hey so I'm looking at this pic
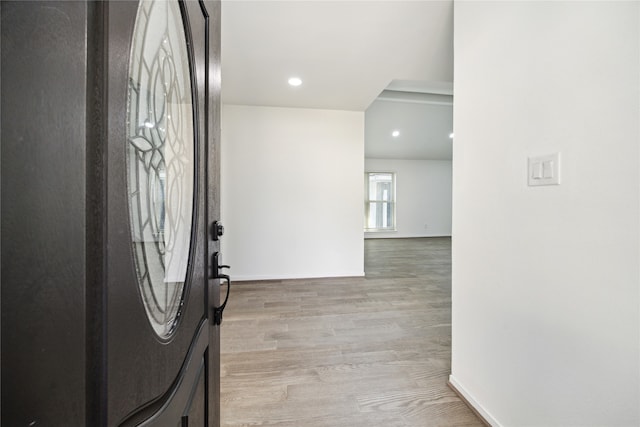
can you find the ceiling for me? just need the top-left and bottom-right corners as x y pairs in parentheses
(365, 92), (453, 160)
(221, 0), (454, 112)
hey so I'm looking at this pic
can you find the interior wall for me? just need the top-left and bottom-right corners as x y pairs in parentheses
(221, 104), (364, 281)
(451, 2), (640, 426)
(364, 158), (451, 239)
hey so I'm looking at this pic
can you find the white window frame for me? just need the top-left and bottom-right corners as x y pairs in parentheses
(364, 172), (396, 232)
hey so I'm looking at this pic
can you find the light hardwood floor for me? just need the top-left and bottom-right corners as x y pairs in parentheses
(220, 237), (483, 427)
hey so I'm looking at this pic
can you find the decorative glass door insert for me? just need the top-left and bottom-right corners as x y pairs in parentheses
(126, 0), (195, 339)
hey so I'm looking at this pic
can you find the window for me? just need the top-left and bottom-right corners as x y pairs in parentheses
(365, 172), (396, 231)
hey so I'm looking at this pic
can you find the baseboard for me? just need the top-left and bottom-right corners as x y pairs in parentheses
(364, 234), (451, 239)
(232, 272), (366, 282)
(448, 376), (501, 427)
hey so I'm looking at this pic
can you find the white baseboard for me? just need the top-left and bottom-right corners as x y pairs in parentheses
(448, 375), (502, 427)
(364, 233), (452, 239)
(232, 272), (366, 282)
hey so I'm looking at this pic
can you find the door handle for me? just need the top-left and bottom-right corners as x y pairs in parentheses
(213, 272), (230, 326)
(211, 252), (230, 326)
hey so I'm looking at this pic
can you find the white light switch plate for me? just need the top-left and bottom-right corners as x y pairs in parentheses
(528, 153), (561, 186)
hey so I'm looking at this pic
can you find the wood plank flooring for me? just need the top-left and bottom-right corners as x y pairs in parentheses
(220, 237), (483, 427)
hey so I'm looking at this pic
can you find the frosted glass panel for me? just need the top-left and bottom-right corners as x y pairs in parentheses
(126, 0), (194, 339)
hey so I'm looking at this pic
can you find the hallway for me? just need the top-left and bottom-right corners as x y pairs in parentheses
(220, 238), (483, 426)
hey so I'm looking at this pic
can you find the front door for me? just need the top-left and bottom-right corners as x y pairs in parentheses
(103, 0), (223, 425)
(1, 1), (223, 425)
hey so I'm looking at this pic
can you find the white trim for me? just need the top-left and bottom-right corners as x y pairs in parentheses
(385, 80), (454, 96)
(232, 272), (366, 282)
(364, 234), (452, 239)
(377, 93), (453, 106)
(448, 375), (503, 427)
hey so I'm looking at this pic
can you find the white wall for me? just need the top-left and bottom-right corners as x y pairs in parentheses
(365, 158), (451, 239)
(221, 105), (364, 281)
(452, 2), (640, 426)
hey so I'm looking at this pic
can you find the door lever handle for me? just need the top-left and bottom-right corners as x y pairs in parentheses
(211, 252), (230, 326)
(213, 273), (230, 326)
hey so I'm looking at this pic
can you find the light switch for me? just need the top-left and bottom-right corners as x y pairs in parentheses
(528, 153), (561, 186)
(542, 160), (554, 179)
(532, 162), (543, 179)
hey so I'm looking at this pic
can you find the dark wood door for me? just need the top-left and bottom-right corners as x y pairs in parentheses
(1, 1), (222, 425)
(103, 0), (222, 425)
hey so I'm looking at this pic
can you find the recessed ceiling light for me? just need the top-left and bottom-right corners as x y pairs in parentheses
(288, 77), (302, 87)
(449, 132), (454, 139)
(392, 130), (400, 137)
